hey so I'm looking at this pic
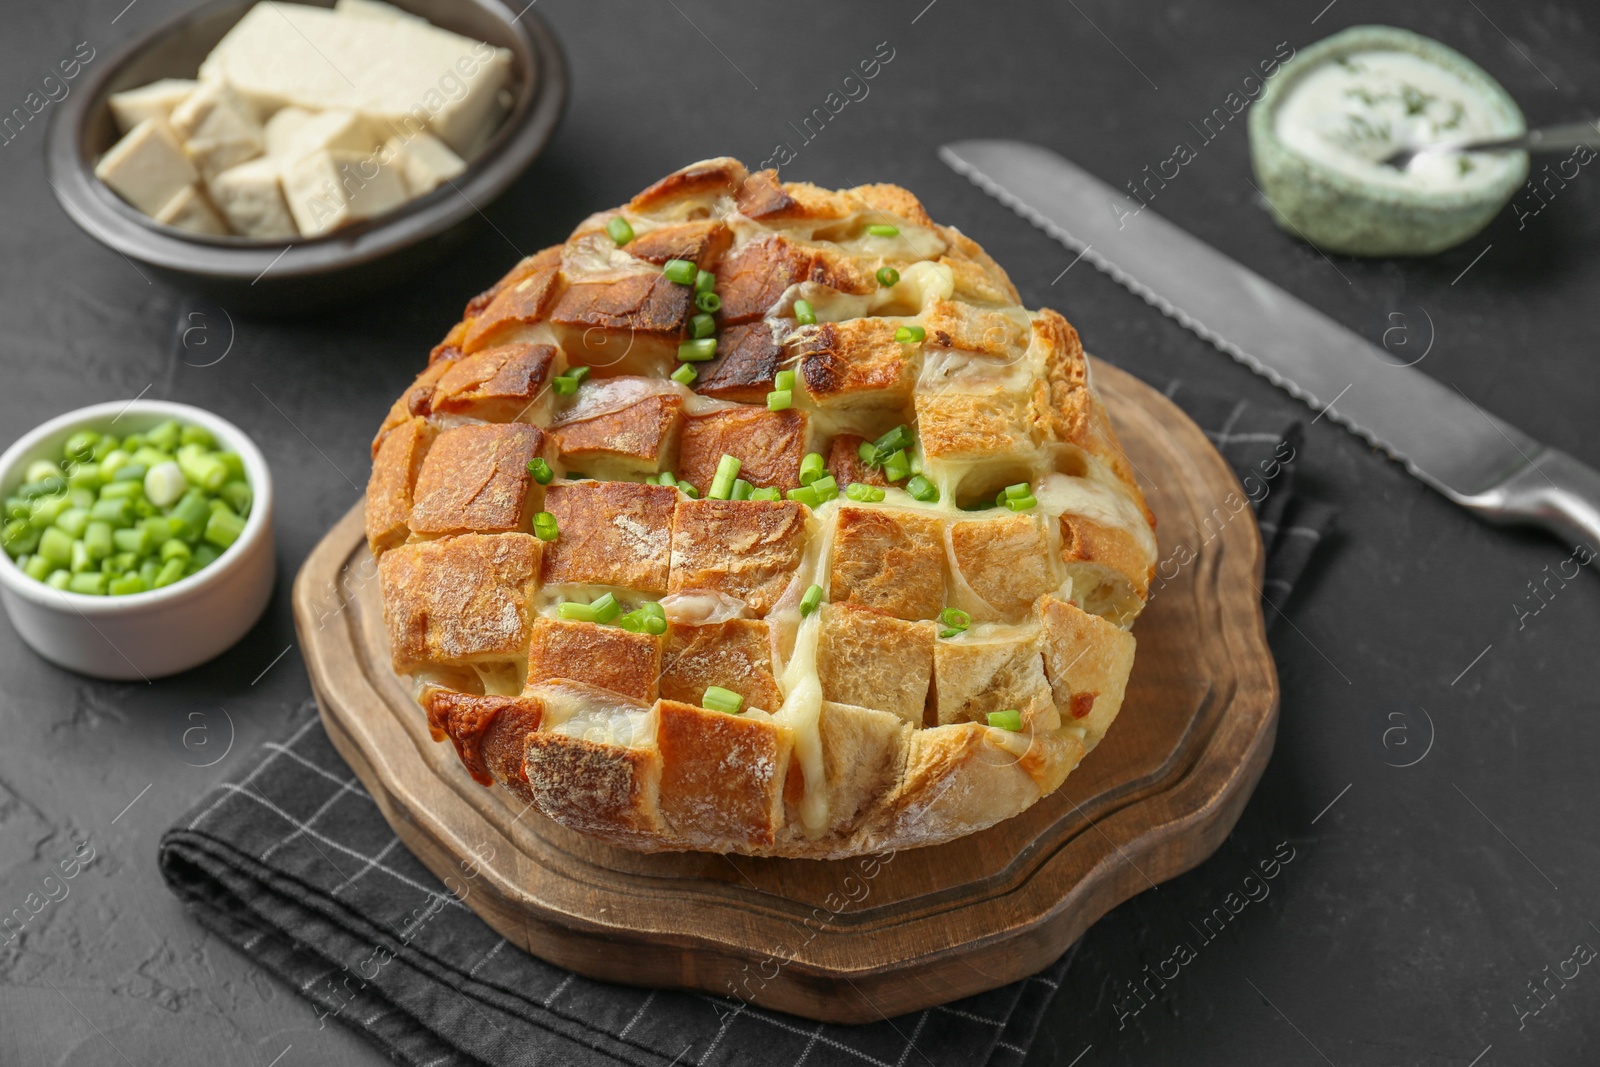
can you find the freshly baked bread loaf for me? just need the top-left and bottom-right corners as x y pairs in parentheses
(367, 158), (1156, 858)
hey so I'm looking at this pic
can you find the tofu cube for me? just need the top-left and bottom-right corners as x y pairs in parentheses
(262, 106), (314, 158)
(152, 184), (229, 236)
(385, 131), (466, 196)
(281, 148), (408, 237)
(270, 108), (377, 163)
(539, 481), (678, 594)
(168, 83), (264, 179)
(94, 118), (198, 216)
(335, 0), (426, 22)
(208, 157), (297, 239)
(108, 79), (197, 135)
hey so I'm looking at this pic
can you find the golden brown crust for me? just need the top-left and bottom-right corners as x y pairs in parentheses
(676, 407), (808, 494)
(539, 481), (677, 594)
(526, 616), (662, 702)
(668, 498), (808, 616)
(659, 619), (781, 712)
(370, 158), (1157, 858)
(366, 416), (434, 555)
(379, 533), (542, 671)
(828, 507), (945, 621)
(408, 423), (548, 537)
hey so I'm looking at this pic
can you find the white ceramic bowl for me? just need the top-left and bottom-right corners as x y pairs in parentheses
(0, 400), (274, 679)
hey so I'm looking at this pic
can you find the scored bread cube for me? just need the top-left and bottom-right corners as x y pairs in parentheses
(365, 416), (435, 555)
(828, 506), (945, 621)
(1035, 594), (1136, 744)
(525, 616), (662, 703)
(691, 322), (787, 404)
(676, 407), (808, 494)
(94, 118), (199, 216)
(713, 233), (874, 325)
(152, 184), (229, 236)
(668, 498), (808, 617)
(408, 422), (548, 537)
(431, 342), (557, 423)
(378, 533), (542, 671)
(539, 481), (677, 594)
(920, 299), (1031, 358)
(208, 157), (297, 238)
(523, 731), (665, 844)
(1059, 513), (1152, 622)
(281, 148), (407, 237)
(914, 387), (1035, 462)
(462, 247), (564, 351)
(109, 79), (198, 135)
(550, 385), (683, 480)
(815, 605), (934, 724)
(422, 690), (543, 786)
(949, 513), (1060, 617)
(549, 271), (692, 377)
(385, 130), (466, 196)
(794, 319), (918, 414)
(932, 626), (1056, 728)
(168, 83), (264, 179)
(659, 619), (782, 712)
(372, 357), (455, 454)
(655, 699), (793, 848)
(628, 157), (748, 217)
(622, 220), (731, 267)
(881, 723), (1048, 845)
(816, 701), (910, 837)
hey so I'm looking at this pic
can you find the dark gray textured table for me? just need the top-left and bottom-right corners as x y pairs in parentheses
(3, 2), (1598, 1065)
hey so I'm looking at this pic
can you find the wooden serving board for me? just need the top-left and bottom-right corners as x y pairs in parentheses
(292, 360), (1277, 1024)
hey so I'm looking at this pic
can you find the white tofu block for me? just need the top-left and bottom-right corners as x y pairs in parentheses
(209, 157), (299, 239)
(335, 0), (425, 23)
(94, 118), (200, 216)
(169, 83), (264, 179)
(198, 3), (514, 155)
(108, 79), (198, 135)
(267, 108), (377, 163)
(281, 149), (408, 237)
(153, 184), (229, 236)
(263, 106), (315, 157)
(385, 131), (465, 195)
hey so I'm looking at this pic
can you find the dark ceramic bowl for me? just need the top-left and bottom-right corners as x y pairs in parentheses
(44, 0), (566, 314)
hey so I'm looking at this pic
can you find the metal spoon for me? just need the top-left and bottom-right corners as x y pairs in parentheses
(1381, 119), (1600, 170)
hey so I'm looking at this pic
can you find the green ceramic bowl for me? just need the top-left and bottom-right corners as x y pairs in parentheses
(1249, 25), (1527, 256)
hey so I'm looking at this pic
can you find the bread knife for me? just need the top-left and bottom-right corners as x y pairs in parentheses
(940, 139), (1600, 554)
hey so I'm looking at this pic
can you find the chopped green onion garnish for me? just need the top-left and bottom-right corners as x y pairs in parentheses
(679, 485), (700, 499)
(109, 574), (147, 596)
(731, 478), (754, 501)
(703, 685), (744, 715)
(68, 572), (107, 596)
(800, 583), (824, 617)
(695, 291), (722, 313)
(655, 472), (677, 486)
(663, 259), (698, 285)
(607, 216), (634, 245)
(876, 266), (899, 287)
(894, 325), (926, 344)
(533, 511), (559, 541)
(786, 485), (821, 507)
(689, 313), (716, 339)
(552, 376), (579, 395)
(798, 453), (826, 486)
(881, 449), (911, 483)
(695, 269), (716, 293)
(749, 487), (781, 501)
(567, 365), (591, 385)
(616, 611), (645, 633)
(857, 440), (879, 467)
(873, 424), (912, 455)
(527, 458), (554, 484)
(905, 474), (939, 503)
(845, 483), (886, 502)
(671, 363), (698, 386)
(709, 454), (742, 500)
(867, 224), (900, 237)
(204, 507), (245, 549)
(1002, 482), (1031, 500)
(987, 709), (1023, 731)
(677, 338), (718, 361)
(1003, 494), (1038, 512)
(557, 601), (596, 622)
(644, 614), (668, 635)
(793, 299), (816, 326)
(590, 593), (621, 624)
(766, 389), (792, 412)
(810, 475), (839, 502)
(774, 369), (796, 392)
(938, 607), (970, 639)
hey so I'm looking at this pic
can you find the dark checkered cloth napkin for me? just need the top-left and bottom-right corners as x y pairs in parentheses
(159, 381), (1332, 1067)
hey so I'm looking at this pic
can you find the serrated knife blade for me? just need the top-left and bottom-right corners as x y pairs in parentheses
(940, 139), (1600, 553)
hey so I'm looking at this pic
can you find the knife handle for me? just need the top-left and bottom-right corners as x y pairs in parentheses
(1456, 448), (1600, 557)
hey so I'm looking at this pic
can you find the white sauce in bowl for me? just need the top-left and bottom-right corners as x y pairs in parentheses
(1275, 49), (1520, 192)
